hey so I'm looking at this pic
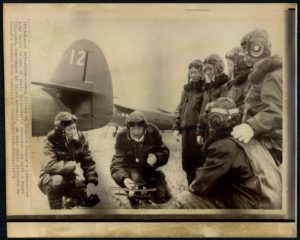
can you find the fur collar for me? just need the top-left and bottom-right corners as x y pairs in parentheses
(204, 73), (230, 90)
(226, 69), (250, 89)
(232, 69), (251, 86)
(202, 128), (232, 154)
(184, 81), (204, 92)
(248, 55), (282, 84)
(216, 73), (230, 87)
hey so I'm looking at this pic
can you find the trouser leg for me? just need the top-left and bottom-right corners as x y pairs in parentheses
(147, 170), (172, 204)
(176, 190), (259, 209)
(181, 129), (205, 184)
(65, 179), (87, 205)
(38, 174), (67, 209)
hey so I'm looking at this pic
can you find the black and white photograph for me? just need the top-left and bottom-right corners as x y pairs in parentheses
(4, 3), (296, 238)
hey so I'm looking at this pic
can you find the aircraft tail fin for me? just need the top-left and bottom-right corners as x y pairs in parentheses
(47, 39), (113, 130)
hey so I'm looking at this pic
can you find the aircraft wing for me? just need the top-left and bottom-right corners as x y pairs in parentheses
(112, 103), (175, 130)
(156, 108), (173, 114)
(32, 81), (94, 94)
(114, 103), (135, 114)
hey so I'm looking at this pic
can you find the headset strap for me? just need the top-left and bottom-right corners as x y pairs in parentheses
(210, 107), (240, 115)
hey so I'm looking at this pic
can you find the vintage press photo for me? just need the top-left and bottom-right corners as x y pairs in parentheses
(4, 3), (296, 237)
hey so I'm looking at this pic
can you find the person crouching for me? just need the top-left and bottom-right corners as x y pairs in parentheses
(110, 111), (172, 207)
(38, 112), (100, 209)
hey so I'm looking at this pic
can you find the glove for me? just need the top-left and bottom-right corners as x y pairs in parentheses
(231, 123), (254, 143)
(87, 182), (97, 197)
(173, 130), (180, 142)
(82, 194), (101, 207)
(147, 153), (157, 166)
(197, 135), (204, 145)
(123, 178), (136, 190)
(205, 101), (215, 112)
(74, 162), (85, 181)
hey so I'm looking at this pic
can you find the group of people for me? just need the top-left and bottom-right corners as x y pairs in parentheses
(174, 29), (282, 209)
(38, 29), (282, 210)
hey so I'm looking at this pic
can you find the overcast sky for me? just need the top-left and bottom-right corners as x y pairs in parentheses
(17, 4), (287, 111)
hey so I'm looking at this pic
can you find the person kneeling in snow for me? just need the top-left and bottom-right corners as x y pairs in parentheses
(176, 97), (281, 209)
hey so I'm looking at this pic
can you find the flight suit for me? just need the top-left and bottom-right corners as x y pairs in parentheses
(242, 55), (282, 164)
(38, 129), (98, 209)
(176, 131), (281, 209)
(110, 123), (172, 204)
(173, 81), (205, 184)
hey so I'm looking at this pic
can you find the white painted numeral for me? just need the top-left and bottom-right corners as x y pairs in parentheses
(69, 49), (86, 66)
(69, 49), (75, 65)
(76, 50), (86, 66)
